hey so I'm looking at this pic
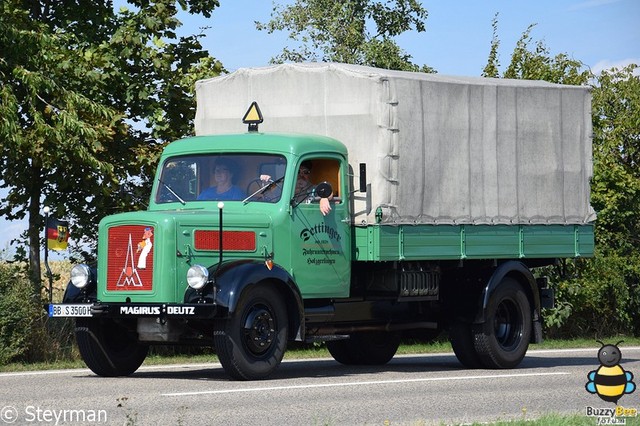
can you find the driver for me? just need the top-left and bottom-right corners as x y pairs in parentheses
(261, 160), (333, 216)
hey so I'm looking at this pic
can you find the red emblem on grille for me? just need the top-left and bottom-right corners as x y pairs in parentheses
(107, 225), (154, 291)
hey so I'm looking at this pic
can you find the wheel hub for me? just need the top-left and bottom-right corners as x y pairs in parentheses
(243, 307), (276, 355)
(493, 298), (523, 350)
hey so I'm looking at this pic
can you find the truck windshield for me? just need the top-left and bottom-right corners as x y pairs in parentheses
(155, 154), (287, 204)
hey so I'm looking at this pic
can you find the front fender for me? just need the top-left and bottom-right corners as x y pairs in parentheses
(188, 259), (305, 341)
(61, 265), (97, 303)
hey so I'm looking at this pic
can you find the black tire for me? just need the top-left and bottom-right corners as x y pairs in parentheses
(75, 318), (148, 377)
(214, 285), (288, 380)
(449, 322), (483, 369)
(327, 331), (400, 365)
(473, 278), (532, 368)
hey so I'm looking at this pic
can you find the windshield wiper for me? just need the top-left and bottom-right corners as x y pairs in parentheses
(158, 179), (186, 205)
(243, 176), (284, 204)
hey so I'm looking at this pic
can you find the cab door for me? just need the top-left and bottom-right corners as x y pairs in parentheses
(289, 157), (351, 298)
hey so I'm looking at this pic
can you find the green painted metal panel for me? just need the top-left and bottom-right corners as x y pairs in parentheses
(577, 225), (596, 257)
(402, 226), (464, 260)
(464, 226), (521, 258)
(522, 225), (576, 258)
(353, 224), (594, 262)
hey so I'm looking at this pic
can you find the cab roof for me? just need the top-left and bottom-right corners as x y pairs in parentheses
(161, 133), (348, 158)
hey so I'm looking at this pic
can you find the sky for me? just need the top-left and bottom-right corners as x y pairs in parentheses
(1, 0), (639, 258)
(203, 0), (640, 75)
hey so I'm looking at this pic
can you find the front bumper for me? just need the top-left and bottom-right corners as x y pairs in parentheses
(48, 302), (217, 319)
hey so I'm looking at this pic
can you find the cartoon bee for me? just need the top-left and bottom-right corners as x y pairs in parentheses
(586, 340), (636, 403)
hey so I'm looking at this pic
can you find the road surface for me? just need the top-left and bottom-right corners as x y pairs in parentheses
(1, 347), (639, 425)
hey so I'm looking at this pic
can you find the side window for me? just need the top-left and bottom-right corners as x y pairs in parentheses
(294, 158), (341, 203)
(312, 159), (340, 198)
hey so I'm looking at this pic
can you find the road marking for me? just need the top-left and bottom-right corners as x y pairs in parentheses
(162, 371), (570, 397)
(528, 346), (640, 354)
(0, 363), (219, 378)
(0, 369), (88, 378)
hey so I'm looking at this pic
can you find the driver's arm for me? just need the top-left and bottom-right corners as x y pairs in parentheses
(319, 193), (333, 216)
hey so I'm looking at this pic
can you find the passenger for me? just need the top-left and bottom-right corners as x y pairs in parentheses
(198, 158), (246, 201)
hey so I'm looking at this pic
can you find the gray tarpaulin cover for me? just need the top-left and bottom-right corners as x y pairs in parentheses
(195, 63), (595, 225)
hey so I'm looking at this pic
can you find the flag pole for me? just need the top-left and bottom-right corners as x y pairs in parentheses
(43, 206), (53, 305)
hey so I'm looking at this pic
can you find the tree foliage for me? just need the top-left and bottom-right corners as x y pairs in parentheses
(483, 20), (589, 85)
(591, 65), (640, 256)
(0, 261), (42, 364)
(0, 0), (223, 289)
(256, 0), (434, 72)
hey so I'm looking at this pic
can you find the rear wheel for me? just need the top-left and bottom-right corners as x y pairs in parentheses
(327, 331), (400, 365)
(75, 318), (148, 377)
(473, 278), (531, 368)
(214, 285), (288, 380)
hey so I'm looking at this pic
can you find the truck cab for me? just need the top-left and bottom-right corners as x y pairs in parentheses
(147, 132), (352, 301)
(56, 130), (361, 380)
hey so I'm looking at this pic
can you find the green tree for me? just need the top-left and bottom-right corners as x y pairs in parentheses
(591, 65), (640, 256)
(483, 21), (589, 85)
(586, 65), (640, 335)
(482, 13), (501, 78)
(0, 0), (223, 292)
(256, 0), (434, 72)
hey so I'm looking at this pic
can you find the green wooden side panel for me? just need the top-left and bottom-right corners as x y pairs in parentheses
(465, 226), (521, 258)
(402, 226), (463, 260)
(353, 224), (594, 262)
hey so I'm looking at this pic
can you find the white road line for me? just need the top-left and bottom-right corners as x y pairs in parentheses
(528, 346), (640, 354)
(0, 368), (88, 378)
(0, 363), (219, 378)
(162, 371), (570, 397)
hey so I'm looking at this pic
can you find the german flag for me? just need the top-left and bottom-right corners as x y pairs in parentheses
(47, 217), (69, 251)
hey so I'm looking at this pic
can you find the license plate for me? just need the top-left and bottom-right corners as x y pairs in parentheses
(49, 304), (93, 317)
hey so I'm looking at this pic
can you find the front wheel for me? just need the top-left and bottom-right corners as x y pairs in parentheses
(473, 278), (532, 368)
(449, 322), (483, 369)
(327, 331), (400, 365)
(75, 318), (148, 377)
(214, 285), (288, 380)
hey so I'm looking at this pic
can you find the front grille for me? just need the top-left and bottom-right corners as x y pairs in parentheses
(106, 225), (154, 291)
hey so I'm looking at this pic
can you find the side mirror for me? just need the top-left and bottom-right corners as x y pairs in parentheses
(315, 182), (333, 198)
(359, 163), (367, 192)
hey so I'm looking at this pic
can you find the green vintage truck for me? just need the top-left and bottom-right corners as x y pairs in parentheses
(51, 63), (595, 380)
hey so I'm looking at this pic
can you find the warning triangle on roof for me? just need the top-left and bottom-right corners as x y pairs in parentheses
(242, 101), (263, 132)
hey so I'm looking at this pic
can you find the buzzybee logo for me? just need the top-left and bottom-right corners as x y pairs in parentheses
(584, 341), (638, 425)
(586, 341), (635, 404)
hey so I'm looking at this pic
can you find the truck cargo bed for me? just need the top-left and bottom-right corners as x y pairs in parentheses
(354, 223), (594, 261)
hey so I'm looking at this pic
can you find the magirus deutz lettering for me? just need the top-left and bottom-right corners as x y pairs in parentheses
(120, 306), (160, 315)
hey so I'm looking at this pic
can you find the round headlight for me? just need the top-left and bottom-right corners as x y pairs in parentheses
(187, 265), (209, 290)
(70, 264), (91, 289)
